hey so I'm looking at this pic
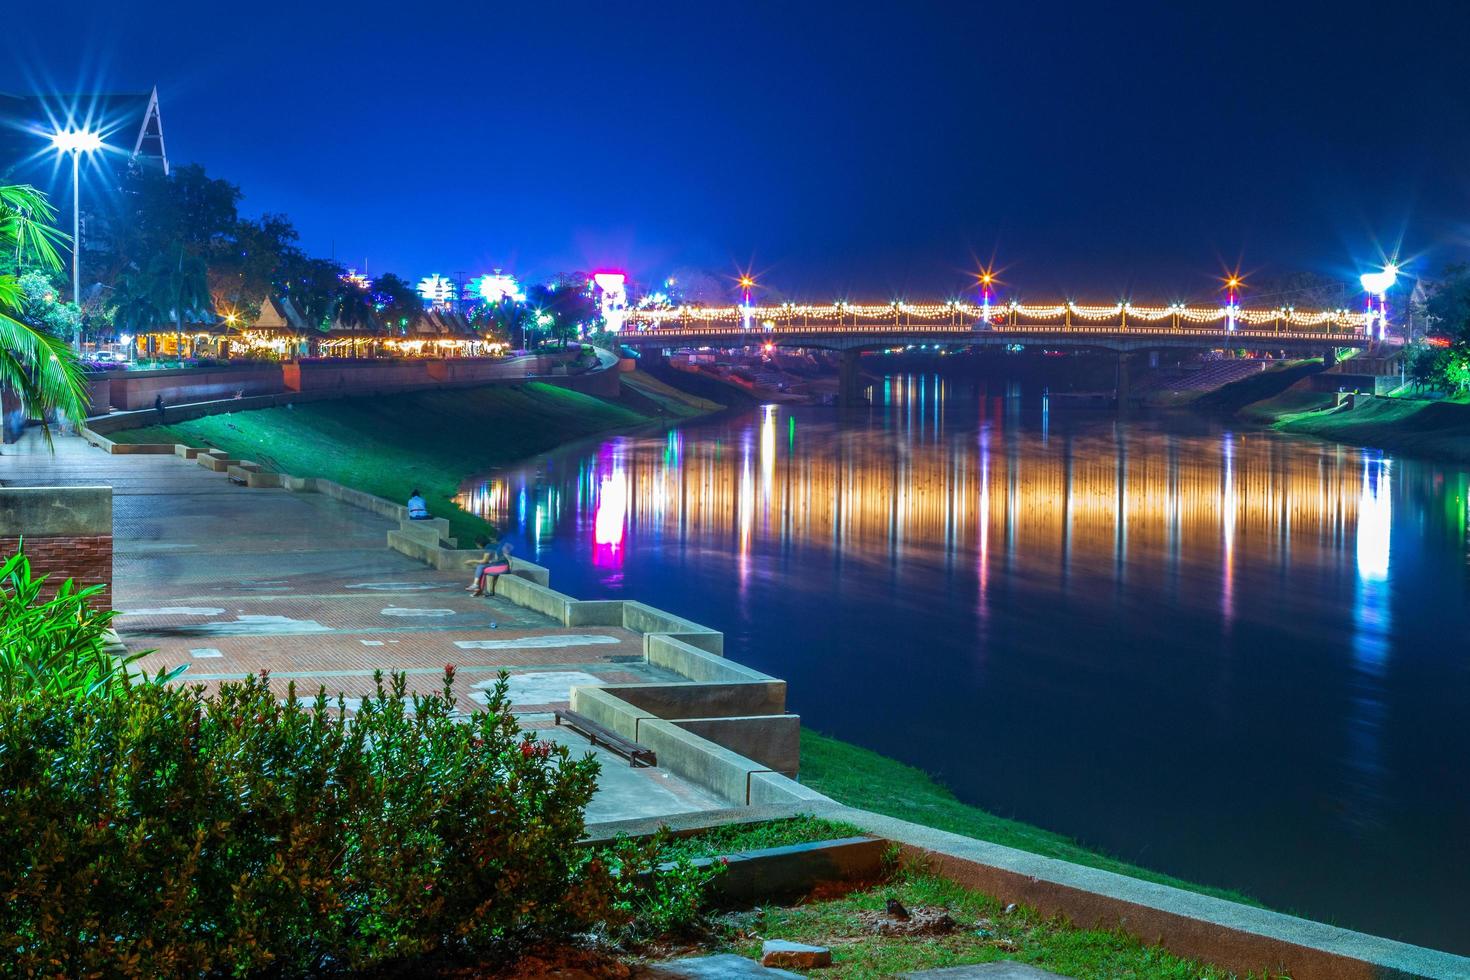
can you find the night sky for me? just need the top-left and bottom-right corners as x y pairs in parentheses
(10, 1), (1470, 301)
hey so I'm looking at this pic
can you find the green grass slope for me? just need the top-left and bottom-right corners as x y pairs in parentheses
(1191, 359), (1323, 415)
(1268, 396), (1470, 464)
(110, 382), (650, 543)
(801, 729), (1258, 906)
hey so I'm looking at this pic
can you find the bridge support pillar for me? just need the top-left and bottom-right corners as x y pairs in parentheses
(1323, 347), (1338, 369)
(1115, 352), (1131, 411)
(838, 349), (865, 409)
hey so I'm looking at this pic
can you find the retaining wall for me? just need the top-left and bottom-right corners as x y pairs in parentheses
(106, 365), (286, 411)
(0, 485), (113, 607)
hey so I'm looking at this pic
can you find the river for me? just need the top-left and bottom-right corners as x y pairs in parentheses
(458, 375), (1470, 954)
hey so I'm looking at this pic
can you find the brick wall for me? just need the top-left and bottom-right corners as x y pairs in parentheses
(0, 535), (114, 609)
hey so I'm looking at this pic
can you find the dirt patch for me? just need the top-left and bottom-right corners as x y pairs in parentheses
(855, 904), (961, 936)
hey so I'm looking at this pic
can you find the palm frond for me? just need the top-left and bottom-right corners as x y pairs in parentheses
(0, 185), (67, 273)
(0, 304), (88, 440)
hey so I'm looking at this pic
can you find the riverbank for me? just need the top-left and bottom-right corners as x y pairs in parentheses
(799, 730), (1258, 907)
(1197, 358), (1470, 464)
(1247, 390), (1470, 464)
(108, 381), (656, 544)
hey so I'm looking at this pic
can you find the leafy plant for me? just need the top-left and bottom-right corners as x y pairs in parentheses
(0, 184), (88, 435)
(0, 665), (729, 975)
(0, 548), (159, 700)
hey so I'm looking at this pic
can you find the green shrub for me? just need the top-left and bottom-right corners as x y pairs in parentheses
(0, 668), (641, 976)
(0, 548), (167, 700)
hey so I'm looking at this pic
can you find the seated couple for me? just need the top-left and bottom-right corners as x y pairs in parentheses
(466, 538), (513, 596)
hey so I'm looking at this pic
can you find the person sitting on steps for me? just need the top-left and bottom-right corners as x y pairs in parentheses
(469, 542), (513, 597)
(406, 488), (430, 521)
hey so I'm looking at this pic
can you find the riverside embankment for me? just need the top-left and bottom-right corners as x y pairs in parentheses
(1243, 387), (1470, 463)
(101, 367), (1254, 911)
(108, 381), (665, 544)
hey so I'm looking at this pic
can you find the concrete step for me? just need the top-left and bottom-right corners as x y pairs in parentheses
(900, 964), (1071, 979)
(644, 954), (801, 978)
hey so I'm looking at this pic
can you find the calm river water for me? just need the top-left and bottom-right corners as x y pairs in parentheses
(460, 376), (1470, 953)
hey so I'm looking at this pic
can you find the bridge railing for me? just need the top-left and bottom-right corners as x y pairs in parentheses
(620, 303), (1370, 342)
(618, 320), (1369, 343)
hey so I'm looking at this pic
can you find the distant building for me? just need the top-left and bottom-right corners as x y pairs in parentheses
(0, 87), (169, 189)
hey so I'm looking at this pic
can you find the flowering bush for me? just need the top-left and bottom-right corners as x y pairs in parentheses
(0, 669), (631, 976)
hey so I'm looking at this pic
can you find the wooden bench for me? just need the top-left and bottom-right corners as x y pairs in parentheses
(554, 708), (657, 768)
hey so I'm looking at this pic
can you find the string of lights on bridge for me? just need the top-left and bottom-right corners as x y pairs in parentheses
(622, 300), (1371, 329)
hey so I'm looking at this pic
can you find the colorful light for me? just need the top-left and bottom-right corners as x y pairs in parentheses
(472, 270), (525, 304)
(416, 274), (456, 309)
(1359, 264), (1398, 340)
(592, 272), (628, 333)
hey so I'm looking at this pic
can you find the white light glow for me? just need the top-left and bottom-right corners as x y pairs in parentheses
(472, 271), (525, 304)
(50, 128), (103, 154)
(593, 272), (628, 333)
(1359, 265), (1398, 297)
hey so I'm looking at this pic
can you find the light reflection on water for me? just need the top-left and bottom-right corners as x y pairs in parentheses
(458, 375), (1470, 953)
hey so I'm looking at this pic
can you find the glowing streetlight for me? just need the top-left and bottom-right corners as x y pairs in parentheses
(1360, 263), (1398, 341)
(738, 275), (755, 330)
(50, 126), (105, 351)
(978, 271), (996, 322)
(1224, 276), (1242, 332)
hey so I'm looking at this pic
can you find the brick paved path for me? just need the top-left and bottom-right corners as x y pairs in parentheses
(2, 433), (724, 821)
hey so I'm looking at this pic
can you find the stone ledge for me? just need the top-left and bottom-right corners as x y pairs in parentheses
(804, 804), (1470, 980)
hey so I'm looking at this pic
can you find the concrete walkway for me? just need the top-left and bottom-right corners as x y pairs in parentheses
(0, 430), (724, 822)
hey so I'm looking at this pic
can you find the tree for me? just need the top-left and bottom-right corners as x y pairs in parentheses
(16, 270), (82, 342)
(1422, 265), (1470, 346)
(369, 273), (422, 335)
(527, 274), (597, 345)
(136, 244), (212, 361)
(278, 256), (346, 330)
(334, 277), (375, 356)
(472, 297), (531, 348)
(0, 185), (87, 438)
(1243, 271), (1350, 311)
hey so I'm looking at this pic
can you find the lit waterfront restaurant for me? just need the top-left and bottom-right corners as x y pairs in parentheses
(133, 296), (497, 362)
(0, 88), (502, 362)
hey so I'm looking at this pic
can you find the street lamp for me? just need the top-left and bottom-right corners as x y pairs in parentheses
(739, 275), (755, 330)
(1225, 276), (1241, 332)
(1359, 263), (1398, 342)
(50, 127), (105, 352)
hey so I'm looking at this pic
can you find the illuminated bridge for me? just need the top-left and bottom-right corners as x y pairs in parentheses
(619, 301), (1374, 353)
(618, 301), (1377, 403)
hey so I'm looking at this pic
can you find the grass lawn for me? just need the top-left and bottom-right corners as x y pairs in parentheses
(108, 382), (651, 544)
(719, 869), (1276, 979)
(654, 816), (867, 863)
(1190, 359), (1323, 415)
(1266, 394), (1470, 464)
(800, 730), (1258, 906)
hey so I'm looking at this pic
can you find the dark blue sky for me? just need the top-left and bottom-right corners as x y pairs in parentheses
(12, 1), (1470, 300)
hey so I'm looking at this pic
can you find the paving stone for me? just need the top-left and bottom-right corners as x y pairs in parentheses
(6, 434), (729, 825)
(760, 939), (832, 968)
(643, 953), (802, 978)
(899, 962), (1072, 979)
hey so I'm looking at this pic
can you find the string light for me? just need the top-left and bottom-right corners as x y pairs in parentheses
(623, 299), (1369, 334)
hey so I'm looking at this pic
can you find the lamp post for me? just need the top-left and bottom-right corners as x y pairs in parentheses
(1359, 263), (1398, 343)
(1225, 276), (1241, 333)
(50, 127), (104, 352)
(739, 275), (755, 331)
(979, 272), (994, 324)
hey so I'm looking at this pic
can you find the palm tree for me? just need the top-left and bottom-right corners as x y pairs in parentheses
(0, 185), (87, 440)
(334, 281), (374, 357)
(148, 244), (212, 362)
(112, 267), (168, 359)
